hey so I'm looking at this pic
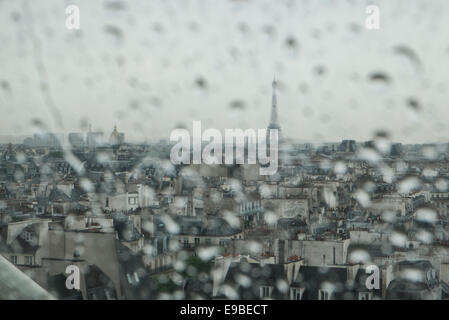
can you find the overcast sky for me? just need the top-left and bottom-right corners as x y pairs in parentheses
(0, 0), (449, 143)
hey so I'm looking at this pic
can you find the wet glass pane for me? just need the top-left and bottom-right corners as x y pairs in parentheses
(0, 0), (448, 302)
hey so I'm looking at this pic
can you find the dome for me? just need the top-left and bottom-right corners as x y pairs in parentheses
(109, 125), (121, 145)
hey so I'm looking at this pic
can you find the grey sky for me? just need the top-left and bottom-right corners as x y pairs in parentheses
(0, 0), (448, 143)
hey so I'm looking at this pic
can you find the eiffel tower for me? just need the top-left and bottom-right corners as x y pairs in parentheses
(264, 77), (283, 174)
(267, 77), (281, 135)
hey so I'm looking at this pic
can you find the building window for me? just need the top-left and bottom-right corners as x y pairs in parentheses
(291, 288), (304, 300)
(89, 293), (98, 300)
(260, 286), (271, 298)
(25, 232), (32, 241)
(318, 289), (331, 300)
(105, 289), (112, 300)
(205, 238), (211, 245)
(359, 292), (372, 300)
(10, 255), (17, 264)
(24, 256), (33, 266)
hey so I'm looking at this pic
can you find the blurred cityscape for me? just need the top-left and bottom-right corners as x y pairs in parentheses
(1, 0), (449, 301)
(1, 80), (449, 300)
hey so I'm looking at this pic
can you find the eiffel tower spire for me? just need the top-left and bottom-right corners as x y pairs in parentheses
(268, 77), (280, 131)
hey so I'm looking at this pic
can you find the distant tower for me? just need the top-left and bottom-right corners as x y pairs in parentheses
(110, 125), (121, 146)
(265, 77), (283, 170)
(268, 77), (281, 135)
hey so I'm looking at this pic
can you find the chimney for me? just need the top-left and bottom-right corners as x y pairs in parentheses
(278, 239), (285, 264)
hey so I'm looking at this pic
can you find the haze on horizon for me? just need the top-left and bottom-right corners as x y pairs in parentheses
(0, 0), (449, 144)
